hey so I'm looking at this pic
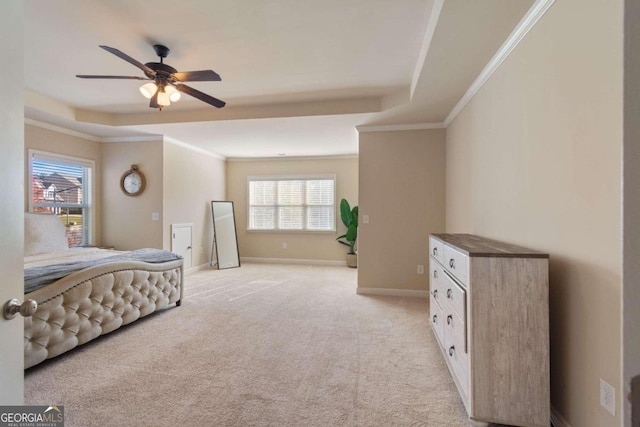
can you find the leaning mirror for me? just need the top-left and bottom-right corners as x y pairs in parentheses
(210, 201), (240, 269)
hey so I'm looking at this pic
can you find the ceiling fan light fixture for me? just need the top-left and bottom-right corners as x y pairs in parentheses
(157, 90), (171, 107)
(139, 82), (158, 99)
(78, 45), (225, 110)
(165, 85), (181, 102)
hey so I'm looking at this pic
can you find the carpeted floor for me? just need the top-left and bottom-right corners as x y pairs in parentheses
(25, 263), (472, 426)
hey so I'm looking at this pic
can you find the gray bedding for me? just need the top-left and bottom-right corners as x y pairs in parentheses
(25, 248), (182, 293)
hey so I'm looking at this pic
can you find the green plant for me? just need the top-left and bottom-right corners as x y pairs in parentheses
(336, 198), (358, 254)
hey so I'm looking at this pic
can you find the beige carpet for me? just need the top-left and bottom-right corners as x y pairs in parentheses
(25, 263), (471, 426)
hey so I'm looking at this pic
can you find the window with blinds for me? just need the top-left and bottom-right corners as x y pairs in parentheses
(248, 176), (336, 231)
(29, 150), (93, 247)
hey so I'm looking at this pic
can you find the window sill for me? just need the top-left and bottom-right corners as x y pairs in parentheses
(246, 229), (336, 234)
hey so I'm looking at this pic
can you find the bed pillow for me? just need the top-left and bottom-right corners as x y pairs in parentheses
(24, 213), (69, 256)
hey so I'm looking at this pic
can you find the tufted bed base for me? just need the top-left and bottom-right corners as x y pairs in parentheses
(24, 259), (183, 369)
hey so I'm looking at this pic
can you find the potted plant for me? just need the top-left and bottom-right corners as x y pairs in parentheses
(336, 198), (358, 268)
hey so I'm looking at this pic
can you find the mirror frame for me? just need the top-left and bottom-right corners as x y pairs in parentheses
(210, 201), (241, 269)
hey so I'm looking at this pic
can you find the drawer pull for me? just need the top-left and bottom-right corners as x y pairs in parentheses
(432, 314), (438, 324)
(447, 314), (453, 325)
(432, 289), (438, 299)
(448, 346), (455, 357)
(433, 270), (438, 279)
(433, 247), (438, 256)
(447, 289), (452, 299)
(449, 258), (455, 269)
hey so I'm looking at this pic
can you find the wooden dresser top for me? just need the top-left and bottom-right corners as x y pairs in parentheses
(431, 233), (549, 258)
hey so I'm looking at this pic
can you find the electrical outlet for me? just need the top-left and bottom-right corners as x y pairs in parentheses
(600, 378), (615, 416)
(282, 242), (287, 249)
(417, 265), (425, 274)
(363, 215), (370, 224)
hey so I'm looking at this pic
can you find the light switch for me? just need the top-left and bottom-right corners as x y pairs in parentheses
(363, 215), (369, 224)
(151, 212), (160, 221)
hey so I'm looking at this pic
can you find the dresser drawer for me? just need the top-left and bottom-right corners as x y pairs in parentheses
(429, 236), (444, 264)
(444, 309), (466, 354)
(444, 244), (469, 284)
(430, 296), (445, 346)
(441, 270), (467, 323)
(429, 258), (444, 296)
(445, 320), (469, 397)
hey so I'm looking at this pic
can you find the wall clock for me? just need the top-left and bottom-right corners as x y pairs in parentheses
(120, 164), (146, 196)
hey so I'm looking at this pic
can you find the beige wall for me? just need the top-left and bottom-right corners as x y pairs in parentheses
(445, 0), (623, 425)
(226, 157), (358, 262)
(358, 129), (446, 292)
(101, 141), (163, 250)
(162, 141), (226, 267)
(24, 125), (103, 245)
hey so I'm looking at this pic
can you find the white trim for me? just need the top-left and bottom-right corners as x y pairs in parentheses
(356, 123), (445, 133)
(184, 262), (212, 275)
(163, 136), (226, 159)
(241, 257), (347, 267)
(443, 0), (556, 127)
(100, 135), (161, 143)
(226, 154), (358, 162)
(551, 406), (571, 427)
(171, 222), (194, 228)
(356, 287), (429, 298)
(248, 173), (336, 181)
(25, 118), (163, 144)
(29, 149), (95, 169)
(410, 0), (445, 98)
(25, 118), (101, 142)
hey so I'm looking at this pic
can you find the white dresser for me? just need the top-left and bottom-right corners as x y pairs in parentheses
(429, 234), (549, 427)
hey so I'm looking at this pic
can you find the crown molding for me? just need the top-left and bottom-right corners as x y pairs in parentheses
(411, 0), (445, 99)
(356, 123), (445, 133)
(444, 0), (556, 127)
(226, 154), (358, 162)
(24, 118), (101, 142)
(163, 136), (226, 160)
(100, 135), (162, 143)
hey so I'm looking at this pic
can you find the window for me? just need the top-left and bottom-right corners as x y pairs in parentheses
(248, 175), (336, 231)
(29, 150), (94, 247)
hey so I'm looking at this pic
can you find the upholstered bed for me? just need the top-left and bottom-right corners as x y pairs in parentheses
(23, 213), (183, 369)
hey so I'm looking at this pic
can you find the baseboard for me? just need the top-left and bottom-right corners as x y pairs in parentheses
(356, 287), (428, 298)
(551, 406), (571, 427)
(240, 257), (347, 267)
(184, 263), (213, 275)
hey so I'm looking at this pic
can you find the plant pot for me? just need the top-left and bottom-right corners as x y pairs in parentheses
(346, 253), (357, 268)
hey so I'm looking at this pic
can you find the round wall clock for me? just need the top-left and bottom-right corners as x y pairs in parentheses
(120, 164), (146, 196)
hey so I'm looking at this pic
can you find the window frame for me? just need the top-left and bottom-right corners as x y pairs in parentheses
(246, 174), (337, 233)
(28, 149), (95, 246)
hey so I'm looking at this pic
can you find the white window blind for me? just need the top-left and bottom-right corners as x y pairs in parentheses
(29, 150), (93, 247)
(248, 176), (336, 231)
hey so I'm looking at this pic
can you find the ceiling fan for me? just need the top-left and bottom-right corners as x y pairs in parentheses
(76, 44), (225, 110)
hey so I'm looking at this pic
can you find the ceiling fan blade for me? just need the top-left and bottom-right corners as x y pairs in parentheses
(76, 75), (150, 80)
(171, 70), (221, 82)
(175, 84), (226, 108)
(149, 91), (159, 109)
(99, 45), (156, 76)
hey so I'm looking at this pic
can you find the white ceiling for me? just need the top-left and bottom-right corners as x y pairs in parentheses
(24, 0), (534, 158)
